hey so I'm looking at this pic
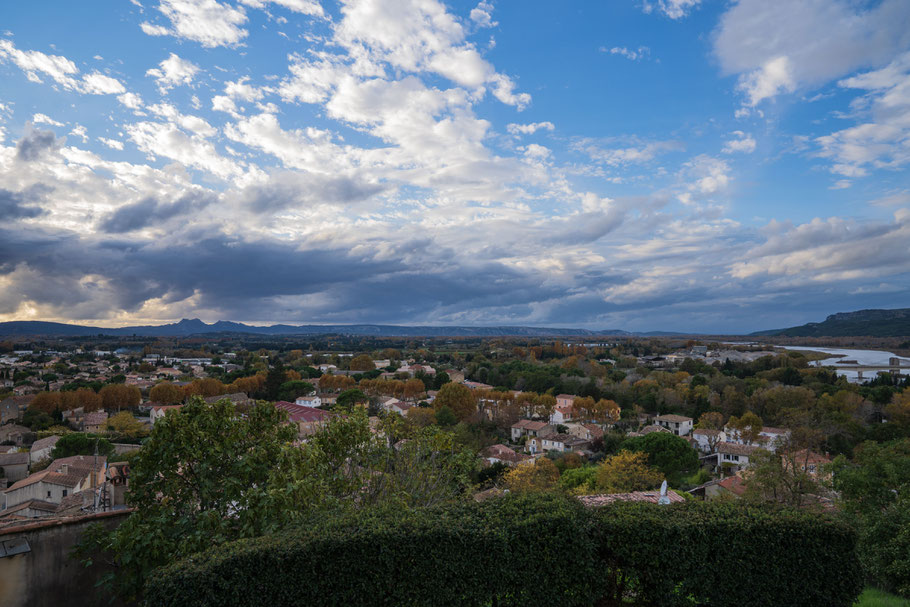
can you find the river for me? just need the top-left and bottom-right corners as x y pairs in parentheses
(779, 346), (910, 383)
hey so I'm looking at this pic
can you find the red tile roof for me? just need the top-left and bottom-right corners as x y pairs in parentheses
(274, 401), (334, 423)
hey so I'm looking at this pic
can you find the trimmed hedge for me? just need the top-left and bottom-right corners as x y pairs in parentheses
(591, 501), (863, 607)
(143, 494), (599, 607)
(144, 496), (863, 607)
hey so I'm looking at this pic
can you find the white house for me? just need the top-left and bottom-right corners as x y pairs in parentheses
(510, 419), (552, 442)
(654, 414), (693, 436)
(295, 395), (322, 407)
(692, 429), (725, 453)
(549, 403), (575, 425)
(29, 435), (60, 465)
(717, 442), (759, 469)
(3, 455), (106, 512)
(150, 404), (183, 425)
(724, 425), (791, 453)
(540, 433), (590, 453)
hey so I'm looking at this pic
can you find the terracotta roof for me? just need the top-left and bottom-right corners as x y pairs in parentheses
(555, 394), (576, 400)
(0, 452), (29, 466)
(511, 419), (549, 431)
(718, 442), (759, 456)
(582, 424), (605, 439)
(639, 424), (671, 435)
(30, 435), (60, 452)
(84, 411), (109, 426)
(655, 414), (693, 423)
(5, 455), (106, 493)
(718, 475), (748, 496)
(0, 499), (59, 518)
(761, 426), (789, 435)
(577, 490), (686, 507)
(787, 449), (831, 465)
(274, 402), (334, 423)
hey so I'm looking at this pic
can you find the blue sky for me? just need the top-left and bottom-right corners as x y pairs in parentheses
(0, 0), (908, 333)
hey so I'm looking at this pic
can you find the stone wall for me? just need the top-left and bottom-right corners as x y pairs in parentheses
(0, 510), (131, 607)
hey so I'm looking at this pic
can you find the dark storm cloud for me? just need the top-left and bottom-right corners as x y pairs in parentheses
(238, 171), (388, 213)
(100, 191), (218, 233)
(0, 222), (575, 324)
(0, 186), (50, 219)
(15, 126), (60, 161)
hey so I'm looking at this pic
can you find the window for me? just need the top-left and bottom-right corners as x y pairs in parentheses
(62, 490), (68, 497)
(47, 491), (51, 498)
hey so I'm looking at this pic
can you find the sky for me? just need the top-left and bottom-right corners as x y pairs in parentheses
(0, 0), (909, 333)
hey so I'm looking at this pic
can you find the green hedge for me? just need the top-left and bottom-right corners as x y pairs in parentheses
(143, 494), (599, 607)
(144, 497), (862, 607)
(591, 501), (863, 607)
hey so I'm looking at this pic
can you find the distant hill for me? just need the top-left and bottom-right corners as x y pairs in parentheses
(752, 308), (910, 337)
(0, 318), (636, 338)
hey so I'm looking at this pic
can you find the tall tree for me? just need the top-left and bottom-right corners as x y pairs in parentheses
(595, 451), (664, 493)
(433, 383), (476, 421)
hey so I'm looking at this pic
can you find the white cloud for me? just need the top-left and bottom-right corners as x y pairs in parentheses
(573, 137), (682, 166)
(722, 131), (756, 154)
(99, 137), (124, 150)
(816, 52), (910, 178)
(0, 39), (80, 90)
(81, 72), (126, 95)
(605, 46), (650, 61)
(507, 122), (555, 136)
(238, 0), (323, 16)
(715, 0), (910, 106)
(118, 92), (144, 110)
(145, 0), (249, 48)
(32, 113), (64, 127)
(147, 53), (200, 93)
(0, 39), (126, 96)
(70, 125), (88, 142)
(126, 121), (241, 180)
(682, 155), (731, 196)
(470, 1), (496, 28)
(642, 0), (701, 20)
(334, 0), (529, 108)
(737, 56), (796, 107)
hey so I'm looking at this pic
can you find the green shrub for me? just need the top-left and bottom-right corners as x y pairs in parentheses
(144, 497), (863, 607)
(144, 494), (598, 607)
(590, 501), (863, 607)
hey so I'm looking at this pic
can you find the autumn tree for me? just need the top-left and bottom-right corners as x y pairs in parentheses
(30, 392), (62, 414)
(100, 384), (141, 411)
(696, 411), (725, 430)
(184, 378), (227, 398)
(886, 391), (910, 430)
(349, 355), (376, 372)
(534, 393), (556, 418)
(406, 407), (437, 429)
(62, 388), (103, 412)
(502, 458), (560, 493)
(149, 382), (184, 405)
(595, 451), (664, 493)
(433, 383), (476, 421)
(107, 411), (149, 439)
(402, 378), (426, 401)
(727, 411), (764, 445)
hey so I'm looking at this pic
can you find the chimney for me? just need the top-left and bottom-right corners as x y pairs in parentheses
(59, 464), (69, 475)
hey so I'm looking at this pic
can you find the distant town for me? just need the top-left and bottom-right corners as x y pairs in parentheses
(0, 331), (908, 604)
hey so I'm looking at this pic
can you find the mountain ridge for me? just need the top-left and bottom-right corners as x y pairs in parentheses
(751, 308), (910, 337)
(0, 319), (648, 338)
